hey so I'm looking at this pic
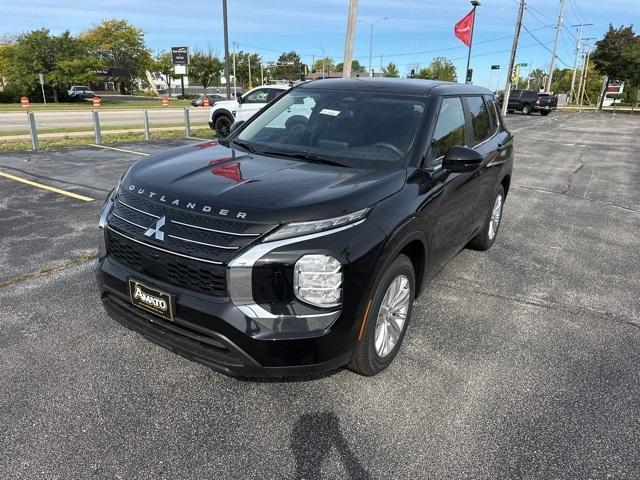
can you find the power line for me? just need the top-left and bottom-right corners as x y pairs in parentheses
(522, 24), (571, 67)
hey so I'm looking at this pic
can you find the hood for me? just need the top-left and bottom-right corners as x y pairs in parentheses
(121, 140), (406, 224)
(210, 99), (238, 111)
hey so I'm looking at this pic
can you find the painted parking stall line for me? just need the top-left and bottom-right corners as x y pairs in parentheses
(0, 170), (94, 202)
(89, 144), (150, 156)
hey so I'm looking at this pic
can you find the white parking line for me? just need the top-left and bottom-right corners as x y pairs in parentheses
(89, 144), (150, 156)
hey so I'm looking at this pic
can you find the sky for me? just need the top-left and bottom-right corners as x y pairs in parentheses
(1, 0), (638, 89)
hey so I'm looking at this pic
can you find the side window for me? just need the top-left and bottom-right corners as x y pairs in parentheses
(466, 96), (493, 144)
(427, 97), (467, 166)
(263, 96), (316, 129)
(267, 88), (285, 102)
(484, 94), (499, 131)
(243, 89), (269, 104)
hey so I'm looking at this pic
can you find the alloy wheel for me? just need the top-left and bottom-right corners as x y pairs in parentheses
(374, 274), (410, 358)
(488, 193), (503, 240)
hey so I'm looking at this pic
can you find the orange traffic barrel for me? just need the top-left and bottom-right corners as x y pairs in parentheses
(203, 96), (210, 107)
(162, 96), (169, 107)
(21, 96), (30, 109)
(92, 96), (101, 108)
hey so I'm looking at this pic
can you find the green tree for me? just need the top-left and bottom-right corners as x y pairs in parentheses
(275, 51), (302, 81)
(151, 51), (174, 91)
(234, 51), (262, 88)
(415, 57), (457, 81)
(333, 60), (366, 74)
(0, 29), (102, 102)
(382, 62), (399, 78)
(189, 49), (223, 93)
(591, 25), (638, 109)
(549, 68), (573, 93)
(312, 57), (334, 75)
(82, 19), (152, 94)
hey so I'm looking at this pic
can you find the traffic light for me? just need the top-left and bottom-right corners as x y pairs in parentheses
(466, 68), (473, 83)
(410, 69), (415, 78)
(511, 65), (520, 83)
(300, 64), (309, 80)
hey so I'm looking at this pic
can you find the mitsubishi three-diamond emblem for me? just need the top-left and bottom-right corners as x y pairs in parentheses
(144, 216), (166, 241)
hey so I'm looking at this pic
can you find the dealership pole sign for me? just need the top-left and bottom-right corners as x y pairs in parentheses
(171, 46), (189, 65)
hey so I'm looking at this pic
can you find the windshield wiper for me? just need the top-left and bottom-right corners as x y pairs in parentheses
(230, 139), (256, 154)
(259, 150), (349, 168)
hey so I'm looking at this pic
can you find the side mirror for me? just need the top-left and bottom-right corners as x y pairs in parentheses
(442, 146), (483, 173)
(236, 94), (244, 104)
(229, 120), (245, 134)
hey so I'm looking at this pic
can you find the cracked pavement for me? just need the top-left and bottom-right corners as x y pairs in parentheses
(0, 113), (639, 479)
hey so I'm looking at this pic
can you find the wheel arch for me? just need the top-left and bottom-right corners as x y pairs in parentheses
(211, 108), (234, 122)
(501, 174), (511, 199)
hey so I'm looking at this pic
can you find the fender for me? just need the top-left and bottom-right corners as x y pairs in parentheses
(210, 108), (235, 123)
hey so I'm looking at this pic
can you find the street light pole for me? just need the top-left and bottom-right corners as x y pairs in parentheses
(359, 17), (388, 77)
(232, 41), (237, 96)
(319, 46), (326, 78)
(342, 0), (358, 78)
(502, 0), (525, 116)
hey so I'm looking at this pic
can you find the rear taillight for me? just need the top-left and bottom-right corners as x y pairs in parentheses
(535, 96), (540, 104)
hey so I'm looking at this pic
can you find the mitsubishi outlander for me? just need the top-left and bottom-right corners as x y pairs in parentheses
(96, 78), (513, 377)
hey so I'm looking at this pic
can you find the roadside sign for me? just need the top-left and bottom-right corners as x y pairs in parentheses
(92, 96), (101, 108)
(38, 73), (45, 85)
(171, 46), (189, 65)
(21, 96), (30, 109)
(517, 63), (528, 67)
(491, 65), (500, 69)
(162, 96), (169, 107)
(174, 65), (187, 75)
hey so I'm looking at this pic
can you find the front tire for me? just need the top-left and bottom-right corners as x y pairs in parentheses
(349, 254), (415, 376)
(468, 185), (505, 251)
(213, 114), (233, 137)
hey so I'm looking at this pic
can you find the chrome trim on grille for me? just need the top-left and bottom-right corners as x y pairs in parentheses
(112, 212), (147, 230)
(107, 226), (223, 265)
(171, 219), (260, 237)
(167, 234), (240, 250)
(118, 199), (160, 218)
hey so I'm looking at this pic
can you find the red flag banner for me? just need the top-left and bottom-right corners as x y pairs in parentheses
(454, 9), (475, 47)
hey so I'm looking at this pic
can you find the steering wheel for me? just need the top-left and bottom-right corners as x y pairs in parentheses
(365, 142), (403, 158)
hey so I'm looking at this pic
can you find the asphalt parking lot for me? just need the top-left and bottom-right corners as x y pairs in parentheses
(1, 111), (639, 479)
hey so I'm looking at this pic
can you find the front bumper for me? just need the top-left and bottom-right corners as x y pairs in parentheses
(96, 213), (386, 377)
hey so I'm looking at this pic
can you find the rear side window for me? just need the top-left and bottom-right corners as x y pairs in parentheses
(484, 94), (499, 130)
(428, 97), (467, 166)
(466, 96), (493, 144)
(267, 89), (285, 102)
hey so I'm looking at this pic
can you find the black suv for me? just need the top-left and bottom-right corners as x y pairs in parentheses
(501, 89), (558, 115)
(96, 78), (513, 377)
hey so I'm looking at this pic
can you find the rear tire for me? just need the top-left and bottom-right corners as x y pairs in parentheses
(349, 254), (415, 376)
(540, 110), (550, 116)
(522, 104), (532, 115)
(468, 185), (505, 251)
(507, 109), (514, 114)
(213, 114), (233, 138)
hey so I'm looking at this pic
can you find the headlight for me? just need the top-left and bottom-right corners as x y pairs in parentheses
(293, 255), (342, 308)
(265, 208), (370, 242)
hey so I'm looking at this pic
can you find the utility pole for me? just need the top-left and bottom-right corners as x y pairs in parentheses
(248, 54), (252, 89)
(579, 49), (592, 111)
(465, 1), (481, 84)
(232, 41), (237, 96)
(222, 0), (231, 99)
(342, 0), (358, 78)
(576, 50), (587, 108)
(502, 0), (525, 116)
(545, 0), (566, 92)
(569, 23), (593, 103)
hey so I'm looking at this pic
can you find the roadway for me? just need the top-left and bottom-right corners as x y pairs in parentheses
(0, 108), (212, 133)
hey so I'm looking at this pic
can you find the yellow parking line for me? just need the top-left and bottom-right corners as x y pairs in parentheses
(0, 170), (94, 202)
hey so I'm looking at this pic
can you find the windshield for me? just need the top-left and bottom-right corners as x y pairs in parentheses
(236, 88), (425, 168)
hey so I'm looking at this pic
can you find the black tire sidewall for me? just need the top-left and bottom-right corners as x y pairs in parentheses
(522, 104), (532, 115)
(359, 255), (415, 374)
(214, 115), (232, 137)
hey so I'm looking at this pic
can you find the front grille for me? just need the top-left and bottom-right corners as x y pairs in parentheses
(107, 230), (228, 296)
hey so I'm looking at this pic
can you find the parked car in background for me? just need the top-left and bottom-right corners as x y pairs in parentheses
(68, 85), (95, 98)
(191, 94), (225, 107)
(96, 78), (514, 377)
(208, 84), (289, 137)
(500, 89), (558, 115)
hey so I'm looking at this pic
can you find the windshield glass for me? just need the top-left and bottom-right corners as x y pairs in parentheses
(236, 88), (425, 168)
